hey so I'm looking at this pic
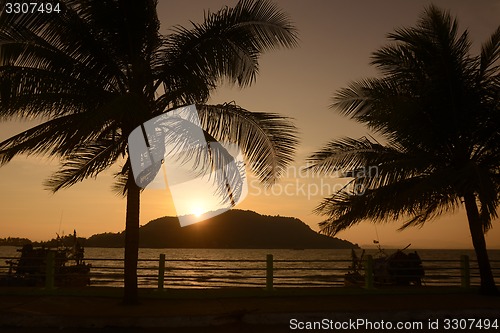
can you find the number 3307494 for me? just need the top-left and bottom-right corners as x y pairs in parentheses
(5, 2), (61, 14)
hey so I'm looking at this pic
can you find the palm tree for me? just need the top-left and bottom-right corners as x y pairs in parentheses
(308, 5), (499, 295)
(0, 0), (298, 303)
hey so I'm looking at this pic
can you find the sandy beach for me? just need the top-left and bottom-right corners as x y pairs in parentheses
(1, 287), (499, 332)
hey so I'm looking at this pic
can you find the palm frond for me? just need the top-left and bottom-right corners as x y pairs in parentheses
(0, 92), (139, 164)
(111, 162), (131, 197)
(44, 139), (123, 192)
(332, 78), (429, 142)
(307, 137), (389, 174)
(0, 113), (104, 164)
(479, 25), (500, 80)
(316, 173), (461, 236)
(160, 0), (297, 88)
(139, 111), (246, 204)
(197, 103), (298, 185)
(0, 2), (128, 91)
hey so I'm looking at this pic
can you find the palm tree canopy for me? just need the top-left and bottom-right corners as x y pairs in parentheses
(0, 0), (299, 195)
(308, 5), (500, 236)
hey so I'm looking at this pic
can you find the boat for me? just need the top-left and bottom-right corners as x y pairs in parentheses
(344, 243), (424, 286)
(1, 230), (91, 287)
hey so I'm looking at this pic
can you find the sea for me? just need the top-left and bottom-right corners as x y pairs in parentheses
(0, 247), (499, 288)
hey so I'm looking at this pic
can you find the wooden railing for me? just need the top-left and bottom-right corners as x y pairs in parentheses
(1, 253), (499, 290)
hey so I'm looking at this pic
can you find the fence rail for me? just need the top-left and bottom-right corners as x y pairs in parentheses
(1, 253), (499, 290)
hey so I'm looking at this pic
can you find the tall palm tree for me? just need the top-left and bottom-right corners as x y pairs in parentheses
(308, 5), (499, 295)
(0, 0), (298, 303)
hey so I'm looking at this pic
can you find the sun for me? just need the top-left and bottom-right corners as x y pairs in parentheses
(191, 205), (205, 217)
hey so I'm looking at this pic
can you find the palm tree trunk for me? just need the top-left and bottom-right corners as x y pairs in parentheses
(123, 173), (141, 304)
(463, 192), (498, 295)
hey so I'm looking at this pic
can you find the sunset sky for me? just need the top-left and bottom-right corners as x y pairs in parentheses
(1, 0), (499, 249)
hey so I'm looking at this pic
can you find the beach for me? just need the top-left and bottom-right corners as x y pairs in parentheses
(1, 287), (499, 332)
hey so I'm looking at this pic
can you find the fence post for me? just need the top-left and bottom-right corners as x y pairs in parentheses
(364, 255), (374, 289)
(158, 253), (166, 290)
(45, 251), (55, 290)
(460, 254), (470, 288)
(266, 254), (273, 291)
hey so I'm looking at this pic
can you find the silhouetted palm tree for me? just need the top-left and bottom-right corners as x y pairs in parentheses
(308, 6), (499, 295)
(0, 0), (298, 303)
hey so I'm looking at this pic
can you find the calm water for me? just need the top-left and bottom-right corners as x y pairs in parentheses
(1, 247), (499, 288)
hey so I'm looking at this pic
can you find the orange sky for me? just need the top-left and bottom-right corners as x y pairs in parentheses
(1, 0), (499, 249)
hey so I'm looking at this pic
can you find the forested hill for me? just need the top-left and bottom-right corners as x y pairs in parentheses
(85, 209), (358, 249)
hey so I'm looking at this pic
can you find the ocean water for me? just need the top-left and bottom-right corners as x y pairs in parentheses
(0, 247), (499, 288)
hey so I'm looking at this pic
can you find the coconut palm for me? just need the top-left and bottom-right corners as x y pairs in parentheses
(308, 5), (499, 295)
(0, 0), (298, 303)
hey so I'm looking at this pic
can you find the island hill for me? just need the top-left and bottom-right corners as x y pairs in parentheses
(1, 210), (358, 249)
(85, 210), (358, 249)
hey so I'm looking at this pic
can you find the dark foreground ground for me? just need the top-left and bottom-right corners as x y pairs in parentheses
(0, 287), (499, 332)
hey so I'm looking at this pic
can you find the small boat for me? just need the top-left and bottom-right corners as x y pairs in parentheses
(344, 244), (424, 287)
(1, 230), (91, 287)
(344, 249), (366, 286)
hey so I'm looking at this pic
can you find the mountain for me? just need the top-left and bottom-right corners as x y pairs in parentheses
(85, 209), (358, 249)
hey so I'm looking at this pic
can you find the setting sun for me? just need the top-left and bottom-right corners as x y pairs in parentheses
(191, 205), (205, 217)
